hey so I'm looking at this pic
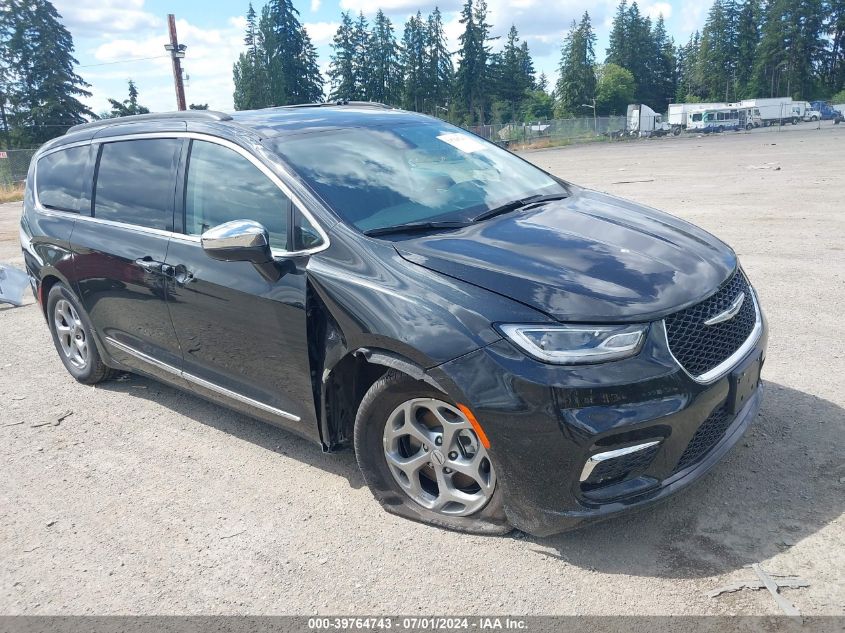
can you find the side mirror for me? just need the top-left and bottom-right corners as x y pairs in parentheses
(201, 219), (272, 264)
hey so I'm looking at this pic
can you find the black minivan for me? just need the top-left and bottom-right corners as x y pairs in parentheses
(21, 104), (767, 536)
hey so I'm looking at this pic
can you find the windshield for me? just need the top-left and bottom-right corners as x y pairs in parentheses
(267, 121), (566, 233)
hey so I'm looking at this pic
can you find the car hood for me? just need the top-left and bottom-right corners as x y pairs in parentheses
(394, 187), (737, 323)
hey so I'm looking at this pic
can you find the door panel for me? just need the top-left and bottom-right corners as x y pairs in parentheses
(73, 137), (185, 384)
(165, 138), (319, 438)
(165, 240), (316, 435)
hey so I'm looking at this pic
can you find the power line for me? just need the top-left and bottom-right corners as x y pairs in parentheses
(78, 55), (169, 68)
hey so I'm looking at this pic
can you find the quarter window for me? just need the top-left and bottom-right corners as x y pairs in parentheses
(184, 140), (292, 250)
(36, 146), (91, 213)
(94, 139), (181, 231)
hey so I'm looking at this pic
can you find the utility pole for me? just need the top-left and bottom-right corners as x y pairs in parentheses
(164, 14), (187, 111)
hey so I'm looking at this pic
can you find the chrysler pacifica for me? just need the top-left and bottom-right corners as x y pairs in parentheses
(20, 104), (767, 536)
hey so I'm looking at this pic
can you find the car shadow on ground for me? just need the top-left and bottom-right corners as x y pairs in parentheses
(528, 381), (845, 578)
(98, 372), (366, 490)
(99, 374), (843, 580)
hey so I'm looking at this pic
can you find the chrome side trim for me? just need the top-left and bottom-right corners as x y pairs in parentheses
(106, 336), (181, 375)
(580, 441), (662, 482)
(105, 337), (300, 422)
(32, 131), (330, 257)
(662, 290), (762, 385)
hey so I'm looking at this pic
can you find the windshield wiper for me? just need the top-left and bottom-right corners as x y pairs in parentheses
(364, 221), (470, 237)
(471, 193), (569, 223)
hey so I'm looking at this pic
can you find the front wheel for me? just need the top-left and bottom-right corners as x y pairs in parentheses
(354, 371), (509, 534)
(47, 283), (115, 384)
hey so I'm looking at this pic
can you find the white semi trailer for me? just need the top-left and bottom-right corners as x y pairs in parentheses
(740, 98), (798, 126)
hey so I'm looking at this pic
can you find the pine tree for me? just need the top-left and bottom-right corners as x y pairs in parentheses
(606, 0), (630, 69)
(258, 0), (323, 106)
(368, 10), (402, 105)
(555, 12), (596, 117)
(352, 12), (370, 99)
(735, 0), (759, 98)
(400, 12), (426, 111)
(1, 0), (92, 145)
(106, 80), (150, 118)
(329, 12), (357, 101)
(453, 0), (493, 124)
(424, 7), (453, 115)
(233, 3), (271, 110)
(606, 1), (663, 106)
(754, 0), (825, 99)
(699, 0), (739, 101)
(651, 15), (676, 109)
(297, 25), (324, 103)
(495, 26), (533, 120)
(676, 31), (705, 101)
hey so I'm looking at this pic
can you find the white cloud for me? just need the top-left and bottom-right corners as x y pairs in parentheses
(339, 0), (462, 15)
(86, 17), (244, 112)
(54, 0), (160, 37)
(678, 2), (706, 37)
(642, 2), (672, 21)
(311, 0), (322, 11)
(304, 22), (340, 47)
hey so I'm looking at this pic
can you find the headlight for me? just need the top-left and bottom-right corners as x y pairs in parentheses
(498, 323), (648, 364)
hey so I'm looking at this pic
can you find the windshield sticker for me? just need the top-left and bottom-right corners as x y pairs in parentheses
(437, 132), (486, 154)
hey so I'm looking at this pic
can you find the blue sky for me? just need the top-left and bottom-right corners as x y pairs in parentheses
(54, 0), (707, 114)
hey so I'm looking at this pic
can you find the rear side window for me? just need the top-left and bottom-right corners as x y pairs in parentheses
(184, 140), (291, 250)
(36, 146), (90, 212)
(94, 139), (182, 231)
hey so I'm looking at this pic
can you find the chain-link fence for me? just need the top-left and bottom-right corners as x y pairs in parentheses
(465, 116), (629, 150)
(464, 112), (839, 151)
(0, 148), (36, 186)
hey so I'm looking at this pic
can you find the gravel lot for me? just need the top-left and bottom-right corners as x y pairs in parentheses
(1, 125), (843, 616)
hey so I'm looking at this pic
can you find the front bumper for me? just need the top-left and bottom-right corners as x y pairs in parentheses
(430, 315), (768, 537)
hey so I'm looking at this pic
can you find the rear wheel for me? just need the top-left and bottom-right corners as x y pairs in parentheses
(47, 283), (115, 384)
(354, 371), (509, 534)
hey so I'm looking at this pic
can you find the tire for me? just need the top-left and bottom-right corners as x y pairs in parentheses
(354, 370), (510, 535)
(46, 283), (115, 385)
(717, 126), (725, 133)
(792, 118), (798, 125)
(811, 116), (819, 122)
(746, 123), (754, 131)
(673, 127), (681, 136)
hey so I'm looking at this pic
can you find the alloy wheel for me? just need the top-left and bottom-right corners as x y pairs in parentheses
(54, 299), (89, 369)
(382, 398), (495, 516)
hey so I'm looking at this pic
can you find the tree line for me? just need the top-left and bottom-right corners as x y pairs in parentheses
(233, 0), (845, 124)
(2, 0), (845, 148)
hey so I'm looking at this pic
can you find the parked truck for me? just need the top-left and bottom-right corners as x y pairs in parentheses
(626, 104), (672, 137)
(810, 101), (844, 123)
(740, 98), (798, 126)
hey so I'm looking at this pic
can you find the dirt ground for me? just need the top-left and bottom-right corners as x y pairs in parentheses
(0, 125), (843, 616)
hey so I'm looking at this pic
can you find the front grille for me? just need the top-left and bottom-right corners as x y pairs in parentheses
(664, 269), (757, 377)
(581, 443), (660, 490)
(672, 404), (734, 473)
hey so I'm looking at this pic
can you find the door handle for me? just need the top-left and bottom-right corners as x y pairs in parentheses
(134, 257), (166, 273)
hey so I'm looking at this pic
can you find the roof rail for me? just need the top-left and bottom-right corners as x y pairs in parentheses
(67, 110), (233, 134)
(281, 101), (396, 110)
